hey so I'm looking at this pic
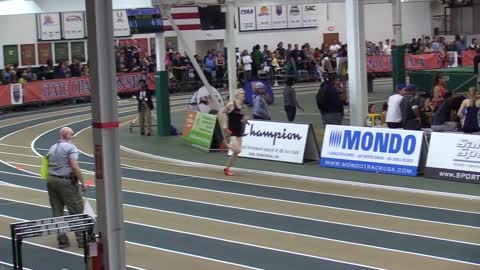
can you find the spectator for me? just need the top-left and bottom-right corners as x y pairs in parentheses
(431, 92), (464, 132)
(241, 50), (252, 82)
(386, 84), (406, 128)
(432, 73), (448, 111)
(215, 52), (225, 82)
(134, 79), (154, 136)
(252, 82), (271, 120)
(469, 38), (479, 50)
(316, 74), (343, 127)
(283, 77), (303, 122)
(400, 84), (422, 130)
(457, 87), (480, 133)
(251, 45), (263, 79)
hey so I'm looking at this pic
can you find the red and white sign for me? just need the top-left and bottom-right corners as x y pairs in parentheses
(0, 72), (154, 108)
(367, 53), (443, 73)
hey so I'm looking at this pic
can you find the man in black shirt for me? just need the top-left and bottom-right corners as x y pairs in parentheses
(317, 76), (343, 127)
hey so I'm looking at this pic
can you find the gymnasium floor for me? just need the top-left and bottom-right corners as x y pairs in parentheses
(0, 83), (479, 269)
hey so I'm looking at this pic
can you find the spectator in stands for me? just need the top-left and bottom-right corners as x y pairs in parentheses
(251, 45), (263, 79)
(383, 39), (392, 55)
(203, 51), (216, 83)
(329, 40), (341, 56)
(275, 42), (286, 60)
(241, 50), (252, 82)
(386, 84), (406, 129)
(457, 87), (480, 133)
(283, 77), (303, 122)
(215, 52), (225, 82)
(469, 38), (479, 50)
(57, 62), (67, 78)
(432, 73), (448, 111)
(2, 65), (12, 84)
(70, 60), (82, 77)
(431, 36), (441, 52)
(252, 82), (271, 120)
(455, 34), (466, 65)
(173, 52), (187, 81)
(409, 38), (419, 53)
(81, 64), (89, 77)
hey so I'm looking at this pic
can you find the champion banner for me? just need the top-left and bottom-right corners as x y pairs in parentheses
(0, 72), (154, 107)
(367, 53), (443, 73)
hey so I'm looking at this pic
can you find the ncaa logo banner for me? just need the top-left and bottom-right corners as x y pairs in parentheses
(321, 125), (424, 176)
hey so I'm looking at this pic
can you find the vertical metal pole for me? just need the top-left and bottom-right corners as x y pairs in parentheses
(11, 226), (17, 270)
(392, 0), (406, 90)
(154, 30), (171, 136)
(83, 231), (88, 270)
(17, 239), (22, 270)
(346, 0), (368, 126)
(226, 2), (238, 100)
(85, 0), (126, 269)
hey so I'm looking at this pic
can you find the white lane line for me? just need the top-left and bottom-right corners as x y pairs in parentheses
(120, 145), (480, 202)
(0, 200), (384, 270)
(0, 260), (32, 270)
(0, 214), (260, 270)
(0, 143), (49, 151)
(0, 157), (479, 232)
(0, 234), (144, 270)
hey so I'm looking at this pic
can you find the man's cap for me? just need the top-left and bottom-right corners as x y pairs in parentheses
(397, 84), (406, 91)
(406, 84), (417, 91)
(255, 82), (265, 88)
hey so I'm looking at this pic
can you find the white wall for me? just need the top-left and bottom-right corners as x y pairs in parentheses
(0, 14), (38, 68)
(0, 1), (433, 69)
(401, 1), (432, 42)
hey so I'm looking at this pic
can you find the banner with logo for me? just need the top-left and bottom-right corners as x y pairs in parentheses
(366, 53), (443, 73)
(0, 72), (154, 108)
(321, 125), (424, 176)
(187, 86), (224, 113)
(10, 84), (23, 105)
(302, 4), (319, 27)
(182, 111), (218, 152)
(38, 13), (61, 41)
(271, 5), (287, 29)
(234, 120), (319, 164)
(113, 10), (131, 37)
(256, 6), (272, 30)
(425, 133), (480, 184)
(287, 5), (302, 28)
(239, 7), (256, 31)
(62, 12), (86, 40)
